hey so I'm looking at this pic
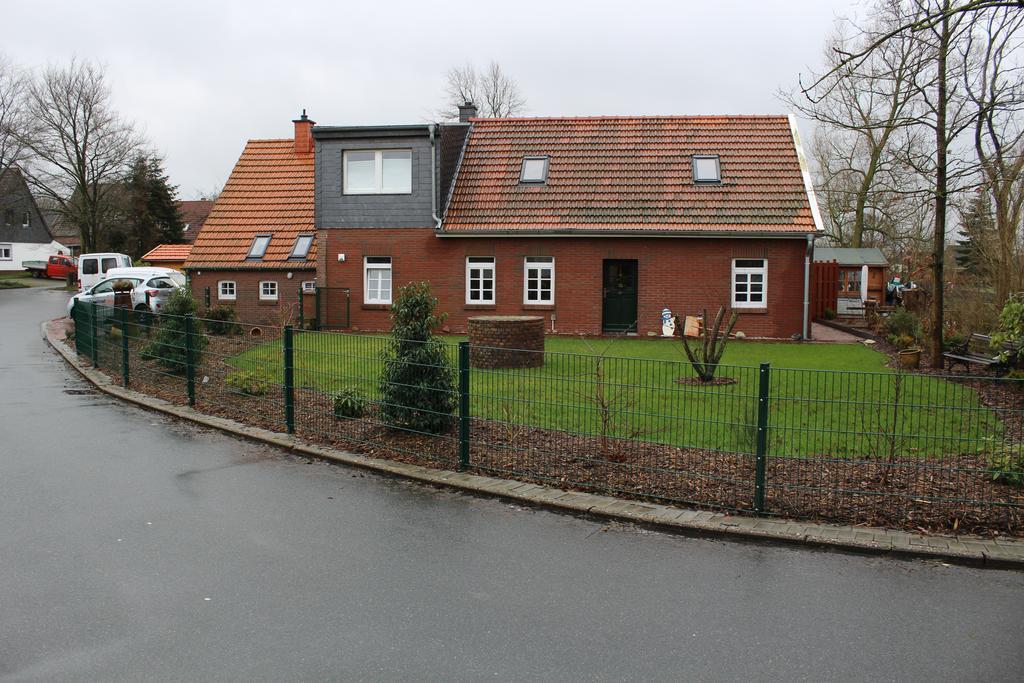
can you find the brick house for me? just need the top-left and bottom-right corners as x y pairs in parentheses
(184, 113), (316, 323)
(313, 111), (823, 338)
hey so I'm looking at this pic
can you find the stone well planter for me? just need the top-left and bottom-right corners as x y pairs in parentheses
(467, 316), (545, 369)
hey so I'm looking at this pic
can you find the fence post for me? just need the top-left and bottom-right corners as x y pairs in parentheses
(753, 362), (771, 514)
(120, 306), (130, 387)
(184, 314), (196, 407)
(283, 325), (295, 434)
(458, 341), (470, 471)
(314, 287), (322, 331)
(90, 301), (99, 368)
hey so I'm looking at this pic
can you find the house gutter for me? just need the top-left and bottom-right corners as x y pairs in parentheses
(803, 234), (814, 340)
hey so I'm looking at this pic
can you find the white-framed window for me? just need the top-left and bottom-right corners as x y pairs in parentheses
(732, 258), (767, 308)
(693, 155), (721, 183)
(218, 280), (236, 301)
(259, 280), (278, 301)
(364, 257), (392, 304)
(247, 235), (271, 259)
(466, 257), (496, 304)
(344, 150), (412, 195)
(523, 256), (554, 304)
(0, 243), (12, 260)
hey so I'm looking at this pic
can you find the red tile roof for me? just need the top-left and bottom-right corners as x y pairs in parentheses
(442, 116), (820, 235)
(177, 200), (214, 243)
(142, 243), (192, 262)
(185, 139), (315, 270)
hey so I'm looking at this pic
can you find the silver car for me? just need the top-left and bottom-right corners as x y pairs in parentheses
(67, 276), (145, 317)
(131, 272), (186, 314)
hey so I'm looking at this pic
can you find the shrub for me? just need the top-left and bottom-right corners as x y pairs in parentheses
(991, 294), (1024, 364)
(332, 387), (368, 419)
(883, 309), (920, 345)
(943, 332), (966, 351)
(225, 369), (270, 396)
(378, 282), (456, 434)
(988, 441), (1024, 486)
(141, 287), (208, 374)
(206, 305), (240, 336)
(823, 307), (836, 320)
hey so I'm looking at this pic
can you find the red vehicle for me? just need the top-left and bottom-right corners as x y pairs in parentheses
(23, 255), (78, 280)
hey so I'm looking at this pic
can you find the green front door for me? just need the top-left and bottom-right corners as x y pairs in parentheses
(602, 259), (638, 333)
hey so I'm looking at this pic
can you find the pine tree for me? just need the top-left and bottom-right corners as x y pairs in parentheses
(956, 189), (995, 277)
(106, 155), (184, 258)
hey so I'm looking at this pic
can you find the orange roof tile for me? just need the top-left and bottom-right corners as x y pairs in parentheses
(142, 243), (192, 262)
(185, 139), (316, 270)
(442, 116), (820, 235)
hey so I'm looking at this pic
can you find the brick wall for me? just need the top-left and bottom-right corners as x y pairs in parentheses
(188, 268), (316, 325)
(468, 316), (545, 368)
(317, 228), (809, 338)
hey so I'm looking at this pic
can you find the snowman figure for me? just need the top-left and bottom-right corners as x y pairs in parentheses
(661, 308), (676, 337)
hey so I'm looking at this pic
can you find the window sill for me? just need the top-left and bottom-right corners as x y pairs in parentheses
(522, 304), (555, 311)
(733, 307), (768, 314)
(464, 304), (497, 310)
(361, 303), (391, 310)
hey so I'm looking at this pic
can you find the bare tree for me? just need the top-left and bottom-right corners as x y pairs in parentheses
(963, 7), (1024, 306)
(785, 5), (927, 249)
(441, 61), (527, 119)
(0, 54), (30, 177)
(21, 60), (144, 253)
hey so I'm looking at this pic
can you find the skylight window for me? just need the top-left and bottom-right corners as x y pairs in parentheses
(289, 235), (313, 259)
(520, 156), (549, 184)
(693, 155), (721, 183)
(247, 235), (271, 259)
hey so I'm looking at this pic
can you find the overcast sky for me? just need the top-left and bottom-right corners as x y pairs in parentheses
(4, 0), (864, 198)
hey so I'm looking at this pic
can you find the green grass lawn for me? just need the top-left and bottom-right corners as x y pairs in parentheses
(226, 332), (1003, 458)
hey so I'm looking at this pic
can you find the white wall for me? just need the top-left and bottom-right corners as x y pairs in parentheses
(0, 241), (69, 271)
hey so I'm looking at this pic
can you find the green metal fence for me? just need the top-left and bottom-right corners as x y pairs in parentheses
(71, 300), (1024, 535)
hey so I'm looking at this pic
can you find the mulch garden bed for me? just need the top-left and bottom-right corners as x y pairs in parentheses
(71, 332), (1024, 538)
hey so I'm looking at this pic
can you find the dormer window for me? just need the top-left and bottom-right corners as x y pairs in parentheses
(520, 156), (549, 184)
(289, 235), (313, 259)
(693, 155), (721, 183)
(247, 235), (271, 259)
(344, 150), (412, 194)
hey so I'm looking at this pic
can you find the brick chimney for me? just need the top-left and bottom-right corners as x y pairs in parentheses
(293, 109), (315, 155)
(458, 101), (478, 123)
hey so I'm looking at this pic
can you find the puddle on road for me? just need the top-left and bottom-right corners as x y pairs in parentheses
(63, 388), (97, 395)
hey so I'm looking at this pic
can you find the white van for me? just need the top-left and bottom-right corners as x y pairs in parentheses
(78, 253), (133, 291)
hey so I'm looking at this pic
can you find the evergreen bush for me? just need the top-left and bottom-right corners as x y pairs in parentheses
(378, 282), (456, 434)
(141, 287), (207, 374)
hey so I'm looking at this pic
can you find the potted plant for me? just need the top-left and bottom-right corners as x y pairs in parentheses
(884, 310), (922, 369)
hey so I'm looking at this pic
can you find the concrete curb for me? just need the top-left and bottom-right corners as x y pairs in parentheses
(44, 319), (1024, 569)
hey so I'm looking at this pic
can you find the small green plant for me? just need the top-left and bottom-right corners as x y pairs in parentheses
(332, 387), (368, 419)
(141, 287), (208, 374)
(378, 282), (456, 434)
(205, 305), (240, 336)
(884, 309), (921, 344)
(823, 307), (836, 320)
(987, 441), (1024, 486)
(943, 332), (966, 351)
(889, 333), (916, 350)
(225, 369), (270, 396)
(991, 294), (1024, 365)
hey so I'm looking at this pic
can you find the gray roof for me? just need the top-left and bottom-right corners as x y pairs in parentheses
(814, 246), (889, 267)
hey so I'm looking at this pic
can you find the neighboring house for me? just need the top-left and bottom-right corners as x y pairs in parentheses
(312, 111), (823, 337)
(178, 200), (214, 243)
(141, 243), (192, 271)
(814, 246), (889, 316)
(184, 113), (316, 323)
(43, 210), (81, 256)
(0, 168), (67, 271)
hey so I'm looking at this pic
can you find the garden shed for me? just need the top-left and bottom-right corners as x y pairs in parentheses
(814, 247), (889, 316)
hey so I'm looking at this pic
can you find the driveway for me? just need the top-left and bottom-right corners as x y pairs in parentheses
(2, 286), (1023, 681)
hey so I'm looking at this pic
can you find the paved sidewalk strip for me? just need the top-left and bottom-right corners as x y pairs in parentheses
(44, 319), (1024, 569)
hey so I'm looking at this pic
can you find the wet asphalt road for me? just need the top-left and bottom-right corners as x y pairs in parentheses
(1, 286), (1023, 682)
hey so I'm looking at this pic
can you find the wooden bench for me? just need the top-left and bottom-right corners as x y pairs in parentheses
(943, 333), (1019, 372)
